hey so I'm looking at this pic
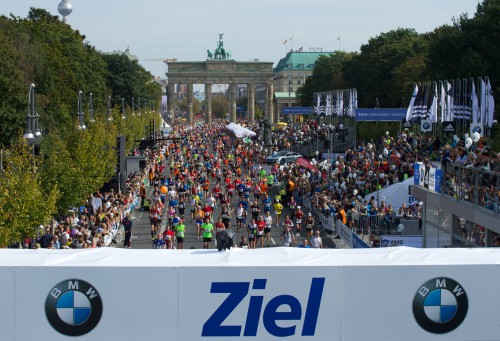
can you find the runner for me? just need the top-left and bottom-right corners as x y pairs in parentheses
(305, 212), (315, 239)
(264, 211), (273, 247)
(200, 218), (214, 249)
(174, 219), (186, 249)
(295, 206), (304, 237)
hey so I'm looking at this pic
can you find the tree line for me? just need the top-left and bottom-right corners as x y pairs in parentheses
(0, 8), (161, 245)
(296, 0), (499, 143)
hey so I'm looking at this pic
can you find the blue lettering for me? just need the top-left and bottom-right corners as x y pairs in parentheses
(302, 277), (325, 336)
(202, 277), (325, 337)
(263, 295), (301, 337)
(202, 282), (249, 337)
(244, 279), (266, 336)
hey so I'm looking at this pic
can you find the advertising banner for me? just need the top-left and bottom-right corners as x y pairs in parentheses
(470, 123), (484, 137)
(342, 265), (500, 340)
(442, 121), (456, 134)
(282, 107), (313, 115)
(355, 108), (407, 121)
(179, 267), (341, 340)
(420, 120), (432, 132)
(414, 163), (442, 193)
(1, 248), (500, 341)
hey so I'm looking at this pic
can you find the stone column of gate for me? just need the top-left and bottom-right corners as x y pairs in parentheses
(247, 83), (255, 122)
(167, 83), (175, 126)
(267, 83), (274, 124)
(205, 83), (212, 124)
(187, 83), (194, 123)
(230, 83), (237, 122)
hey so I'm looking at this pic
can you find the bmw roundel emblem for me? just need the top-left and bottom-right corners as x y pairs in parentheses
(472, 126), (482, 134)
(413, 277), (468, 334)
(45, 279), (102, 336)
(423, 122), (430, 130)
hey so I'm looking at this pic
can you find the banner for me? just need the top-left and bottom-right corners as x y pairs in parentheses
(414, 163), (442, 193)
(282, 107), (313, 115)
(355, 108), (407, 121)
(470, 123), (484, 137)
(295, 157), (318, 173)
(420, 120), (432, 132)
(1, 248), (500, 340)
(442, 121), (456, 134)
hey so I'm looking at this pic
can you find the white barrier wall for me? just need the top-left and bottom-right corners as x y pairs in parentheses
(0, 247), (499, 341)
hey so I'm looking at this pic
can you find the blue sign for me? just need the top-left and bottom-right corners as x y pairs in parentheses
(282, 107), (313, 115)
(356, 108), (407, 121)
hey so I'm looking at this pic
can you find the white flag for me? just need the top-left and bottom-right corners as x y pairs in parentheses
(479, 78), (486, 124)
(406, 84), (418, 121)
(428, 83), (438, 123)
(471, 81), (480, 124)
(445, 81), (453, 121)
(440, 82), (446, 123)
(486, 79), (495, 128)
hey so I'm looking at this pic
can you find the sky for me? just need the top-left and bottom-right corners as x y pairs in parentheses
(2, 0), (481, 79)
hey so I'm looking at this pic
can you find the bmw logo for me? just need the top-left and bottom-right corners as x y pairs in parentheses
(45, 279), (103, 336)
(423, 122), (430, 130)
(413, 277), (468, 334)
(472, 126), (482, 134)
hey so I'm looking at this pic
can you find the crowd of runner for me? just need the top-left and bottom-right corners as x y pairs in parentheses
(31, 117), (499, 250)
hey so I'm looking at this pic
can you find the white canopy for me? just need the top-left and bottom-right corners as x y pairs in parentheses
(364, 176), (415, 208)
(225, 123), (256, 138)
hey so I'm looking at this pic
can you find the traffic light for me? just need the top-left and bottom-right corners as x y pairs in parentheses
(408, 185), (413, 196)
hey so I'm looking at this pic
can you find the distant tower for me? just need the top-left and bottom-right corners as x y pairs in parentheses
(58, 0), (73, 23)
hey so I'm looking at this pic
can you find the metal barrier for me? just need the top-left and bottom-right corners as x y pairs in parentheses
(353, 216), (421, 236)
(442, 164), (499, 214)
(303, 197), (336, 233)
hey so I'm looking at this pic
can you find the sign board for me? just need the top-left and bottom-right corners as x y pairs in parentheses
(442, 121), (456, 134)
(282, 107), (313, 115)
(355, 108), (407, 121)
(402, 120), (413, 128)
(414, 163), (442, 193)
(420, 120), (432, 132)
(1, 248), (500, 340)
(470, 123), (484, 137)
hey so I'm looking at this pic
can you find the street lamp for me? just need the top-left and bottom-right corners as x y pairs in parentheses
(23, 84), (36, 140)
(77, 90), (86, 130)
(137, 98), (141, 116)
(107, 96), (113, 121)
(132, 97), (135, 116)
(89, 92), (95, 122)
(121, 97), (126, 119)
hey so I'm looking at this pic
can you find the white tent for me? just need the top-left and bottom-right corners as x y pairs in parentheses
(225, 123), (256, 138)
(363, 176), (415, 209)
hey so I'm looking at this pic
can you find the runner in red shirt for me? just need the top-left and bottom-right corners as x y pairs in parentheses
(295, 206), (304, 237)
(256, 216), (266, 248)
(149, 203), (161, 240)
(214, 218), (225, 238)
(202, 204), (213, 223)
(163, 226), (175, 249)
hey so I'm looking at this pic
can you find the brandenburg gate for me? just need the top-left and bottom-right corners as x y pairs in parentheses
(166, 35), (274, 125)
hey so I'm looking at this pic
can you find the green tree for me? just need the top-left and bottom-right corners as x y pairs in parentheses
(0, 141), (58, 246)
(343, 28), (428, 108)
(212, 95), (228, 118)
(254, 105), (264, 120)
(297, 52), (355, 106)
(101, 53), (162, 107)
(178, 98), (201, 114)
